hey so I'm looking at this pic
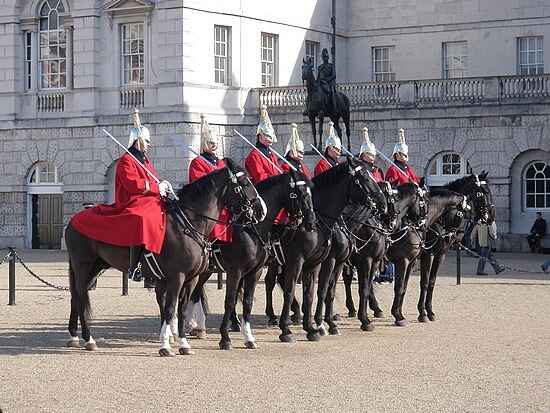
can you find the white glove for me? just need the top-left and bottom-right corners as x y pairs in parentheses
(159, 180), (173, 198)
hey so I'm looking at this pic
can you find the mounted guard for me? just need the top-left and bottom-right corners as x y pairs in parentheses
(282, 123), (311, 178)
(70, 110), (173, 283)
(385, 128), (420, 187)
(188, 114), (231, 243)
(358, 127), (384, 182)
(314, 121), (341, 176)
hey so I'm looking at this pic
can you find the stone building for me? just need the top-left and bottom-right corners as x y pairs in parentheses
(0, 0), (548, 250)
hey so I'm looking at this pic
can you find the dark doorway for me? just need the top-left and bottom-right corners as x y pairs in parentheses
(32, 194), (63, 249)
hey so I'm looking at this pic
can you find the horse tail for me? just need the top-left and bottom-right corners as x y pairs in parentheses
(191, 284), (209, 315)
(69, 258), (93, 321)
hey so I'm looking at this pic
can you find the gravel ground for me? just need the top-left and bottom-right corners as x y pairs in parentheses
(1, 249), (549, 413)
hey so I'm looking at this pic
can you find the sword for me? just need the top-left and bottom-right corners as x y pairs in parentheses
(102, 128), (179, 200)
(233, 129), (283, 173)
(375, 148), (412, 182)
(340, 146), (378, 184)
(187, 145), (217, 168)
(309, 144), (330, 164)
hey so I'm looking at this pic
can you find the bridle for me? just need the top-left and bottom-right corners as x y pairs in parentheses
(225, 169), (266, 226)
(286, 177), (315, 231)
(467, 176), (493, 224)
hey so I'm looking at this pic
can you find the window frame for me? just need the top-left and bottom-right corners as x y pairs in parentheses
(120, 22), (145, 86)
(27, 161), (61, 185)
(372, 46), (395, 82)
(523, 161), (550, 211)
(38, 0), (68, 90)
(442, 41), (468, 79)
(214, 25), (231, 86)
(426, 152), (472, 187)
(305, 40), (320, 69)
(261, 32), (278, 87)
(517, 36), (544, 75)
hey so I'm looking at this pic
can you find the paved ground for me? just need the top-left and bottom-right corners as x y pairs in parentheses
(1, 249), (549, 412)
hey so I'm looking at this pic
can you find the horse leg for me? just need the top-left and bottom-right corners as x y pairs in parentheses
(241, 270), (260, 349)
(391, 258), (408, 326)
(342, 264), (357, 317)
(368, 259), (384, 317)
(220, 270), (241, 350)
(302, 267), (321, 342)
(397, 259), (415, 325)
(159, 276), (183, 357)
(177, 284), (195, 355)
(426, 252), (446, 321)
(418, 253), (432, 322)
(317, 116), (325, 151)
(314, 258), (334, 336)
(325, 262), (344, 335)
(264, 262), (279, 325)
(310, 115), (318, 149)
(358, 259), (375, 331)
(344, 110), (351, 150)
(279, 260), (303, 342)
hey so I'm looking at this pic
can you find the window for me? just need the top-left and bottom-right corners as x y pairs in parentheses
(39, 0), (67, 89)
(426, 152), (472, 186)
(121, 23), (144, 85)
(443, 41), (468, 79)
(524, 161), (550, 210)
(261, 32), (278, 87)
(214, 25), (231, 85)
(25, 32), (32, 90)
(518, 36), (544, 75)
(28, 162), (61, 184)
(305, 40), (319, 69)
(372, 47), (395, 82)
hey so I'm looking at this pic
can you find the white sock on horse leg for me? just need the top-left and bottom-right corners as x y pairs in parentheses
(179, 336), (191, 349)
(184, 302), (197, 332)
(160, 321), (171, 350)
(169, 317), (179, 338)
(85, 336), (96, 345)
(196, 301), (206, 330)
(242, 321), (255, 343)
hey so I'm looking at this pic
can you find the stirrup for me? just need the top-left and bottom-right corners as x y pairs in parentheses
(128, 263), (143, 282)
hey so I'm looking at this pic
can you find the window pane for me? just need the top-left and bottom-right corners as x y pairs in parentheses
(527, 180), (535, 192)
(527, 194), (535, 208)
(536, 195), (545, 207)
(49, 10), (58, 30)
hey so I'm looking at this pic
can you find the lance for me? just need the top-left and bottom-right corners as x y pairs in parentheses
(187, 145), (217, 168)
(102, 128), (179, 200)
(233, 129), (285, 173)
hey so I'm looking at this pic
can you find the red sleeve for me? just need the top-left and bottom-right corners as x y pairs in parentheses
(189, 157), (213, 183)
(281, 162), (291, 173)
(117, 154), (158, 195)
(301, 162), (312, 179)
(314, 159), (330, 177)
(408, 166), (420, 184)
(245, 151), (269, 184)
(384, 166), (401, 187)
(373, 168), (384, 183)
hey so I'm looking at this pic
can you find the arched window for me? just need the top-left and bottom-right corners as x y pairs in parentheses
(426, 152), (472, 186)
(28, 162), (61, 185)
(524, 161), (550, 210)
(39, 0), (67, 89)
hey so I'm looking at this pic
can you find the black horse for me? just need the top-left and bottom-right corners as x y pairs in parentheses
(266, 158), (387, 342)
(185, 170), (316, 351)
(417, 172), (495, 322)
(301, 58), (351, 149)
(65, 159), (264, 356)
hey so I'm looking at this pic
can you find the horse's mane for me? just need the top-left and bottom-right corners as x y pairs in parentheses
(443, 175), (473, 192)
(428, 187), (460, 198)
(396, 182), (417, 197)
(312, 162), (349, 187)
(256, 173), (288, 193)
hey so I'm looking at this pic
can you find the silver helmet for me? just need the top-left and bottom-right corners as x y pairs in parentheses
(128, 109), (151, 149)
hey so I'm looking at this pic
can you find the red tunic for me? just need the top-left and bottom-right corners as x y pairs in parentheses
(281, 160), (312, 179)
(70, 153), (166, 254)
(385, 163), (419, 187)
(314, 158), (338, 177)
(188, 155), (231, 243)
(245, 148), (281, 184)
(368, 165), (385, 183)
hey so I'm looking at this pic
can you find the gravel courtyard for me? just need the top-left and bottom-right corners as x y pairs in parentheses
(1, 249), (549, 412)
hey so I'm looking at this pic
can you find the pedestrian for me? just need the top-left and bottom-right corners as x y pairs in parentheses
(542, 258), (550, 274)
(470, 221), (505, 275)
(527, 212), (546, 253)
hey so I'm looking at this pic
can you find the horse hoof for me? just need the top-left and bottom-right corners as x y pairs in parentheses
(306, 331), (321, 342)
(66, 338), (80, 348)
(190, 328), (207, 339)
(328, 326), (340, 336)
(244, 341), (258, 350)
(291, 314), (301, 325)
(230, 324), (241, 333)
(267, 317), (279, 326)
(348, 310), (357, 318)
(394, 319), (408, 327)
(178, 347), (195, 356)
(418, 315), (429, 323)
(428, 313), (436, 322)
(332, 314), (342, 322)
(84, 342), (98, 351)
(373, 310), (384, 319)
(279, 334), (295, 343)
(159, 348), (176, 357)
(318, 325), (328, 336)
(361, 323), (375, 332)
(219, 341), (233, 351)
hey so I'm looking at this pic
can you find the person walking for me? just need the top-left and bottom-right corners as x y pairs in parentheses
(527, 212), (546, 253)
(471, 221), (505, 275)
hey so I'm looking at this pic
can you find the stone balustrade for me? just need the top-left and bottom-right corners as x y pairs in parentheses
(37, 93), (65, 112)
(255, 74), (550, 111)
(120, 87), (144, 109)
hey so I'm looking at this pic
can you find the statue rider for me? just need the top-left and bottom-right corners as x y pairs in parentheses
(317, 48), (338, 114)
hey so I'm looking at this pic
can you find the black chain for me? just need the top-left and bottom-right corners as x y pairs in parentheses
(11, 251), (70, 290)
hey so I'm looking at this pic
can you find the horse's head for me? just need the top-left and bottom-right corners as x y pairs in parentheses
(449, 171), (494, 225)
(379, 181), (399, 230)
(301, 57), (315, 83)
(223, 158), (267, 225)
(344, 157), (387, 213)
(286, 170), (316, 231)
(356, 160), (388, 216)
(396, 180), (429, 229)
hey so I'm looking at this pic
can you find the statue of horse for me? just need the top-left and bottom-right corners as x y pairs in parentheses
(302, 58), (351, 150)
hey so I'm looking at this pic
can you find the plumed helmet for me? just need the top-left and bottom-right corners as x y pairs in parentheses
(392, 128), (408, 156)
(128, 109), (151, 149)
(286, 123), (305, 157)
(359, 127), (376, 156)
(256, 105), (277, 142)
(324, 121), (342, 151)
(200, 114), (219, 153)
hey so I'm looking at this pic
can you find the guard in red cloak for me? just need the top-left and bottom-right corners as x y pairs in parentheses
(314, 121), (341, 176)
(281, 123), (311, 178)
(358, 127), (384, 183)
(384, 128), (420, 187)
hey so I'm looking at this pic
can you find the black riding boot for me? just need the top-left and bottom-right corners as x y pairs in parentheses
(128, 245), (144, 282)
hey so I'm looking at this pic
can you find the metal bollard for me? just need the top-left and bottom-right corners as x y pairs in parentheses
(122, 271), (128, 296)
(456, 245), (461, 285)
(217, 272), (223, 290)
(8, 248), (16, 305)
